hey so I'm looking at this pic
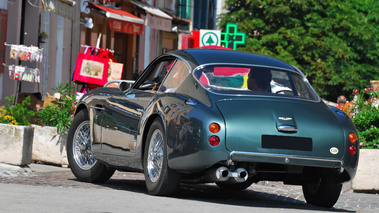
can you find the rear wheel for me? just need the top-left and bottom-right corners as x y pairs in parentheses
(302, 176), (342, 208)
(143, 119), (180, 195)
(67, 109), (115, 183)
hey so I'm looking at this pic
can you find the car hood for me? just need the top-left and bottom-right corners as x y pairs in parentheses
(216, 97), (345, 159)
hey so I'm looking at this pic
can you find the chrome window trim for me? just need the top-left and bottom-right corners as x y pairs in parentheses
(191, 63), (321, 102)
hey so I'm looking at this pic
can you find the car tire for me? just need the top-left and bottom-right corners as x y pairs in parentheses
(302, 177), (342, 208)
(67, 109), (115, 183)
(143, 119), (180, 195)
(216, 177), (254, 191)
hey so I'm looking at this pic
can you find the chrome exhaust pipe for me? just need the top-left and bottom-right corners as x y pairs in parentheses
(215, 166), (230, 182)
(233, 168), (248, 183)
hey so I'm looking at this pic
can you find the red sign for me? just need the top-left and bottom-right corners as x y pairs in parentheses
(0, 9), (8, 74)
(108, 18), (143, 35)
(146, 14), (171, 32)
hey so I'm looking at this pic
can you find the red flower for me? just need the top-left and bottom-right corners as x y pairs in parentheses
(352, 89), (359, 95)
(365, 88), (371, 93)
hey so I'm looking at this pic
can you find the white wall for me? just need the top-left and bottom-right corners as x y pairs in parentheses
(0, 1), (7, 10)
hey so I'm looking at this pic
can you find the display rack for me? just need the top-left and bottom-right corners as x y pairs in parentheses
(3, 42), (43, 105)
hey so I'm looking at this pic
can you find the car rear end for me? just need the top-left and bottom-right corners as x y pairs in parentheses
(192, 63), (359, 185)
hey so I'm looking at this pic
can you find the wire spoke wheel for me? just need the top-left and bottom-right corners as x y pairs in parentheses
(147, 129), (164, 183)
(67, 109), (114, 183)
(143, 119), (180, 195)
(72, 121), (96, 170)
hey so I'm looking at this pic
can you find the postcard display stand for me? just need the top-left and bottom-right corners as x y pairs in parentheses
(3, 42), (43, 103)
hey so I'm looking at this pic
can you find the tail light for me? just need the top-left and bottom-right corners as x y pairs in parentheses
(348, 146), (357, 155)
(208, 123), (221, 146)
(348, 133), (358, 155)
(349, 133), (357, 143)
(209, 136), (220, 146)
(209, 123), (220, 133)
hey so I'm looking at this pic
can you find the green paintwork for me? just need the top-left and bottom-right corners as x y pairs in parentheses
(73, 49), (359, 185)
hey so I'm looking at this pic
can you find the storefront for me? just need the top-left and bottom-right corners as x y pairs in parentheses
(126, 0), (173, 71)
(81, 2), (144, 80)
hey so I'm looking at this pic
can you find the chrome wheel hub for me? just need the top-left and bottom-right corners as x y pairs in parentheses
(72, 121), (96, 170)
(147, 129), (164, 183)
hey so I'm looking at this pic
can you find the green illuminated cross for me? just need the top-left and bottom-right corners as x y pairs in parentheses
(221, 23), (246, 50)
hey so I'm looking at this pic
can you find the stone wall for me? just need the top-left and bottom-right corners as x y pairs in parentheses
(31, 125), (68, 166)
(352, 149), (379, 192)
(0, 124), (33, 166)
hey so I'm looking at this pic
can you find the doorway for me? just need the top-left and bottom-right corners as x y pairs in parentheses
(114, 33), (129, 80)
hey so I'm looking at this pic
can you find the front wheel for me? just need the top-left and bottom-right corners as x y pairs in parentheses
(302, 177), (342, 208)
(143, 119), (180, 195)
(67, 109), (115, 183)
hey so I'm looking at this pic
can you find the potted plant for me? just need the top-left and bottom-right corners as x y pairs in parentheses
(351, 87), (379, 192)
(0, 96), (35, 166)
(38, 31), (48, 43)
(33, 82), (77, 166)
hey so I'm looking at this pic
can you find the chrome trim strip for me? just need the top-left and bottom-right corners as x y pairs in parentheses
(90, 105), (105, 110)
(228, 151), (344, 168)
(277, 125), (297, 132)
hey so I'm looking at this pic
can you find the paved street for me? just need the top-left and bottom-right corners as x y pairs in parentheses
(0, 163), (378, 212)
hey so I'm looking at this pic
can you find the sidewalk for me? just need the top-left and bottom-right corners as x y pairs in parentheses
(0, 163), (69, 178)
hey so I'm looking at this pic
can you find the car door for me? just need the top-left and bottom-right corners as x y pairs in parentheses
(100, 57), (176, 157)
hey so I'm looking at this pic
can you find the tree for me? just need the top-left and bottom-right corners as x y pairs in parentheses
(218, 0), (379, 100)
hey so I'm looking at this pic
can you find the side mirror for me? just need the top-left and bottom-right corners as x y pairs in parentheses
(119, 81), (130, 91)
(104, 80), (135, 91)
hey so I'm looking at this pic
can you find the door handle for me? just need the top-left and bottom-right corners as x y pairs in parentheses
(91, 104), (105, 111)
(185, 99), (198, 106)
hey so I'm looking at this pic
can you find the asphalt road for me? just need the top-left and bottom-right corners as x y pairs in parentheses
(0, 163), (378, 213)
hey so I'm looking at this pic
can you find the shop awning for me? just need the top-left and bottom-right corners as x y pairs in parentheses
(90, 3), (144, 35)
(130, 0), (172, 32)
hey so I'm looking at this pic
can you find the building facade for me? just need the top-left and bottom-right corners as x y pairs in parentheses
(0, 0), (226, 105)
(0, 0), (80, 105)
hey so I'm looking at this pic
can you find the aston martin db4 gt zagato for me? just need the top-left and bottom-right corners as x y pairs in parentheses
(67, 49), (359, 208)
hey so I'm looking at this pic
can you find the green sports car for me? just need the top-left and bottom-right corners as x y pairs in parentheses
(67, 49), (359, 208)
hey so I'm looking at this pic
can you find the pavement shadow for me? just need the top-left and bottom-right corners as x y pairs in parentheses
(85, 173), (353, 212)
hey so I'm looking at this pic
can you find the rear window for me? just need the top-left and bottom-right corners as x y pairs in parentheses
(193, 65), (318, 101)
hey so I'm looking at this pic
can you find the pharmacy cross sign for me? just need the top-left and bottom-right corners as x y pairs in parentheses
(221, 23), (246, 50)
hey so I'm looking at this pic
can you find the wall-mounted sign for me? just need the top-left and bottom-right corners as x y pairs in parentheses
(199, 30), (221, 47)
(179, 23), (246, 50)
(221, 23), (246, 50)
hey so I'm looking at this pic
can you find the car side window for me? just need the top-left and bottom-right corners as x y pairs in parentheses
(159, 60), (190, 93)
(138, 60), (174, 90)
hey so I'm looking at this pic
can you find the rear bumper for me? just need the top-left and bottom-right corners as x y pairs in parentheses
(228, 151), (344, 170)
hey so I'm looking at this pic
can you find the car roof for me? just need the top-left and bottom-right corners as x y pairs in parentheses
(166, 49), (295, 71)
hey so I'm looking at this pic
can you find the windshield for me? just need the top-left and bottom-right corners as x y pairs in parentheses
(193, 65), (318, 101)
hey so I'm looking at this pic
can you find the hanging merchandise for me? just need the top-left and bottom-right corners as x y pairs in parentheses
(4, 42), (43, 106)
(73, 46), (123, 87)
(108, 62), (123, 83)
(4, 64), (40, 83)
(7, 64), (15, 79)
(8, 43), (43, 62)
(73, 47), (109, 86)
(4, 43), (43, 84)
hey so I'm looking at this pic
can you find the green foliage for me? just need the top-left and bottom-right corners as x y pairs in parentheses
(219, 0), (379, 100)
(38, 82), (76, 133)
(351, 89), (379, 149)
(0, 95), (35, 126)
